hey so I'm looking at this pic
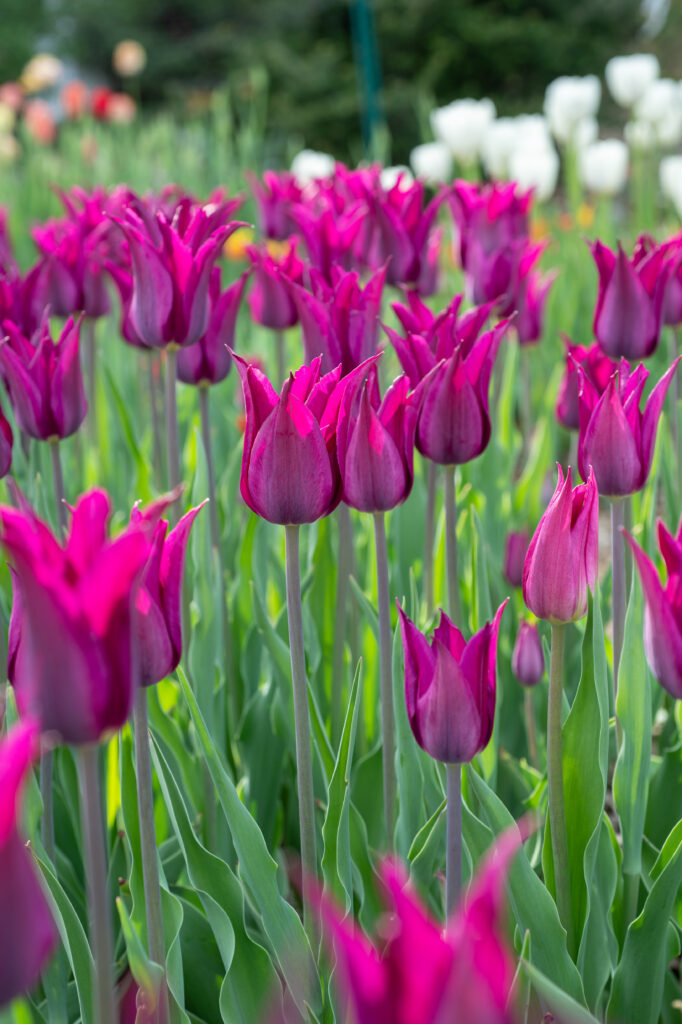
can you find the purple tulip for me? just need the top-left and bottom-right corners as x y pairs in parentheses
(337, 365), (416, 513)
(176, 269), (247, 386)
(397, 601), (507, 764)
(132, 499), (205, 687)
(523, 465), (599, 624)
(292, 195), (366, 284)
(0, 406), (12, 479)
(590, 238), (671, 359)
(512, 621), (545, 687)
(410, 318), (510, 465)
(365, 179), (444, 294)
(2, 489), (155, 745)
(290, 264), (386, 375)
(319, 822), (525, 1024)
(503, 530), (529, 588)
(577, 358), (679, 497)
(0, 720), (58, 1008)
(661, 234), (682, 326)
(245, 170), (303, 240)
(0, 314), (87, 440)
(513, 254), (556, 346)
(624, 518), (682, 698)
(247, 239), (306, 331)
(555, 337), (619, 431)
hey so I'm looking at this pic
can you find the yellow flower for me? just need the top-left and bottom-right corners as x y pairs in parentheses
(576, 203), (595, 230)
(21, 53), (63, 93)
(112, 40), (147, 77)
(224, 227), (254, 261)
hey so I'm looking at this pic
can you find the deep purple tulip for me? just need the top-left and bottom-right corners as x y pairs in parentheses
(365, 179), (444, 294)
(523, 465), (599, 624)
(132, 499), (204, 687)
(0, 314), (87, 440)
(290, 264), (386, 375)
(2, 489), (155, 745)
(247, 239), (306, 331)
(512, 621), (545, 687)
(503, 530), (529, 588)
(661, 235), (682, 326)
(245, 170), (303, 240)
(624, 518), (682, 698)
(292, 196), (367, 284)
(590, 238), (671, 359)
(397, 601), (507, 764)
(555, 337), (619, 431)
(577, 358), (679, 497)
(0, 720), (58, 1008)
(337, 365), (416, 513)
(513, 254), (556, 346)
(319, 824), (524, 1024)
(176, 269), (247, 385)
(410, 318), (510, 465)
(0, 406), (12, 479)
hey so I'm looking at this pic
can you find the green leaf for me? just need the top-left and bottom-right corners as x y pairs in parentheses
(522, 959), (602, 1024)
(116, 897), (164, 1017)
(393, 611), (426, 861)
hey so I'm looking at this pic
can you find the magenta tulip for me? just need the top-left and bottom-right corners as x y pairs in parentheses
(0, 406), (12, 478)
(555, 338), (619, 431)
(0, 314), (87, 440)
(176, 269), (247, 385)
(292, 197), (366, 283)
(577, 358), (679, 497)
(513, 256), (556, 346)
(364, 178), (443, 294)
(523, 465), (599, 624)
(246, 170), (303, 240)
(3, 489), (155, 745)
(590, 238), (671, 358)
(512, 621), (545, 687)
(0, 720), (58, 1008)
(503, 530), (529, 588)
(624, 518), (682, 699)
(247, 239), (306, 331)
(397, 601), (507, 764)
(337, 366), (416, 512)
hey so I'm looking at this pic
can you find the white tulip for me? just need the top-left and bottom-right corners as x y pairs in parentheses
(573, 117), (599, 150)
(430, 98), (496, 164)
(514, 114), (553, 150)
(481, 118), (518, 178)
(509, 143), (559, 202)
(578, 139), (629, 196)
(290, 149), (336, 186)
(380, 165), (414, 191)
(634, 79), (682, 146)
(605, 53), (660, 108)
(624, 119), (658, 150)
(544, 76), (601, 144)
(659, 155), (682, 215)
(409, 142), (453, 184)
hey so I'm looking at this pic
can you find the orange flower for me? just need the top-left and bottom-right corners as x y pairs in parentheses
(577, 203), (595, 230)
(61, 80), (89, 119)
(530, 215), (548, 242)
(107, 93), (136, 124)
(224, 226), (255, 261)
(24, 100), (56, 145)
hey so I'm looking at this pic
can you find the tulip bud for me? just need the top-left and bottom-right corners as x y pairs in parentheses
(590, 239), (670, 359)
(430, 98), (496, 164)
(512, 621), (545, 686)
(247, 239), (305, 331)
(176, 269), (247, 386)
(579, 140), (629, 197)
(523, 465), (599, 624)
(606, 54), (660, 108)
(503, 530), (529, 588)
(543, 75), (601, 144)
(555, 338), (618, 431)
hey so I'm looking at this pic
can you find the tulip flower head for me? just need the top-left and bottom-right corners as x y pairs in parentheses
(512, 621), (545, 687)
(0, 405), (12, 478)
(503, 529), (529, 588)
(555, 338), (619, 431)
(523, 465), (599, 624)
(246, 170), (303, 240)
(397, 601), (507, 765)
(2, 489), (156, 745)
(364, 177), (444, 295)
(577, 358), (679, 497)
(176, 268), (247, 386)
(247, 238), (306, 331)
(625, 518), (682, 699)
(0, 720), (58, 1008)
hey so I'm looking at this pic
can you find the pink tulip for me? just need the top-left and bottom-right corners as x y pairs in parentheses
(364, 178), (443, 294)
(503, 530), (529, 588)
(176, 269), (247, 385)
(247, 239), (306, 331)
(337, 365), (416, 513)
(577, 358), (679, 497)
(555, 337), (619, 431)
(397, 601), (507, 764)
(0, 720), (58, 1008)
(523, 465), (599, 624)
(0, 314), (87, 440)
(0, 406), (12, 478)
(624, 518), (682, 699)
(512, 251), (556, 346)
(512, 621), (545, 687)
(292, 196), (366, 283)
(2, 489), (155, 745)
(245, 170), (303, 240)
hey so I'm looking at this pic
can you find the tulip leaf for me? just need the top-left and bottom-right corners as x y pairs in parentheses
(104, 367), (152, 499)
(393, 611), (428, 859)
(613, 572), (651, 876)
(116, 897), (164, 1016)
(522, 959), (602, 1024)
(607, 819), (682, 1024)
(177, 666), (318, 1015)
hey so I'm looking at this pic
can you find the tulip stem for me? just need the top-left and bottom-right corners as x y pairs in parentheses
(132, 689), (169, 1023)
(84, 317), (96, 443)
(444, 464), (462, 624)
(331, 504), (353, 746)
(445, 761), (462, 918)
(672, 328), (681, 507)
(373, 512), (397, 846)
(165, 346), (181, 517)
(274, 329), (286, 386)
(148, 352), (165, 489)
(424, 461), (437, 614)
(49, 438), (67, 540)
(524, 688), (538, 767)
(548, 622), (573, 954)
(77, 744), (117, 1024)
(520, 345), (533, 456)
(611, 499), (626, 748)
(284, 524), (317, 934)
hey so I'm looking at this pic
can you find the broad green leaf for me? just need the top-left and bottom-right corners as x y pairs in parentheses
(522, 959), (602, 1024)
(116, 897), (164, 1017)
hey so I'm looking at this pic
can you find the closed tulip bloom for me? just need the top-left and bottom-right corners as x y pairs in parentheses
(364, 178), (444, 295)
(511, 246), (556, 346)
(337, 367), (416, 513)
(523, 465), (599, 624)
(503, 529), (529, 588)
(3, 489), (154, 745)
(397, 601), (507, 765)
(606, 54), (660, 108)
(624, 518), (682, 699)
(245, 170), (303, 240)
(0, 720), (58, 1008)
(247, 239), (306, 330)
(0, 314), (86, 440)
(292, 197), (366, 283)
(590, 239), (671, 358)
(176, 269), (247, 385)
(577, 358), (679, 497)
(512, 621), (545, 687)
(555, 338), (619, 431)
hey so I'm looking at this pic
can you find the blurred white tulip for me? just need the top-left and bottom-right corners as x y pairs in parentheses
(578, 139), (629, 196)
(605, 54), (660, 107)
(380, 165), (415, 190)
(409, 141), (453, 184)
(430, 98), (496, 164)
(509, 143), (559, 202)
(544, 76), (601, 144)
(573, 117), (599, 150)
(634, 78), (682, 146)
(625, 119), (658, 150)
(481, 117), (517, 178)
(659, 154), (682, 215)
(290, 149), (336, 185)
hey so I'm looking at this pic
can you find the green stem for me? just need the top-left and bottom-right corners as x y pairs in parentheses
(77, 745), (116, 1024)
(623, 869), (640, 936)
(373, 512), (396, 845)
(49, 439), (67, 540)
(444, 464), (461, 623)
(524, 687), (538, 768)
(611, 499), (626, 749)
(424, 460), (437, 614)
(331, 504), (353, 746)
(548, 623), (573, 953)
(274, 329), (286, 386)
(445, 761), (462, 918)
(520, 344), (533, 455)
(284, 525), (317, 933)
(164, 346), (181, 519)
(84, 318), (96, 442)
(148, 352), (165, 489)
(132, 690), (169, 1023)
